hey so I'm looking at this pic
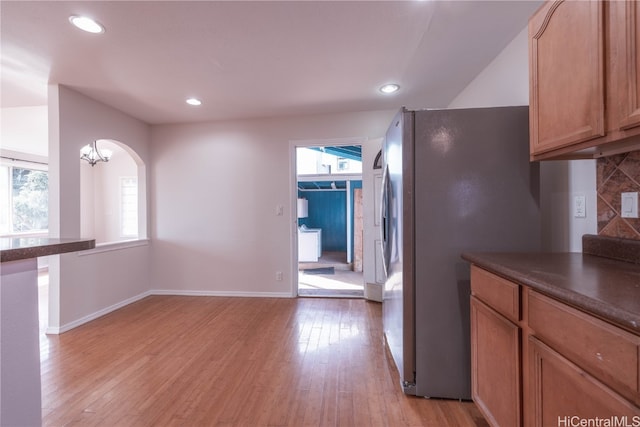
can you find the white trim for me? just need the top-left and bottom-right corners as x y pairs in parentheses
(288, 140), (299, 297)
(150, 289), (293, 298)
(0, 149), (48, 170)
(0, 231), (48, 238)
(46, 290), (152, 334)
(289, 136), (368, 298)
(78, 238), (149, 256)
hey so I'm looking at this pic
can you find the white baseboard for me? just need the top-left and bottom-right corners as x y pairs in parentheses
(46, 290), (152, 335)
(45, 290), (292, 334)
(150, 289), (292, 298)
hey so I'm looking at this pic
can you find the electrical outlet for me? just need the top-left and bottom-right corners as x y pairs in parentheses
(573, 194), (586, 218)
(275, 271), (283, 281)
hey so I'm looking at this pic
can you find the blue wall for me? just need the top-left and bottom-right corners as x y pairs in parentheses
(298, 180), (362, 253)
(299, 190), (346, 251)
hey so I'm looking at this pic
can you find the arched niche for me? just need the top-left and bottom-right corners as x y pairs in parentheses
(80, 139), (147, 244)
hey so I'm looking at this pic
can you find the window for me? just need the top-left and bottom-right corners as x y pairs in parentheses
(337, 157), (349, 172)
(120, 176), (138, 238)
(0, 164), (48, 235)
(296, 146), (362, 175)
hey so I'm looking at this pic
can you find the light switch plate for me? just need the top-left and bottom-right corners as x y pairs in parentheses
(573, 194), (586, 218)
(621, 192), (639, 218)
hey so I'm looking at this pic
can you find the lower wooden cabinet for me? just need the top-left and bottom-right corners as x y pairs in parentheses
(528, 336), (640, 427)
(528, 290), (640, 405)
(470, 266), (640, 427)
(471, 297), (521, 427)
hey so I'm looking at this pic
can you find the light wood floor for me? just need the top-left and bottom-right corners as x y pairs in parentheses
(41, 296), (488, 427)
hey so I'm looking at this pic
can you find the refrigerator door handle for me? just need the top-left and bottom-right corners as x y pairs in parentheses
(381, 167), (387, 242)
(380, 165), (391, 277)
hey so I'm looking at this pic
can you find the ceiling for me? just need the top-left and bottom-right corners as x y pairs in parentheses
(1, 1), (542, 125)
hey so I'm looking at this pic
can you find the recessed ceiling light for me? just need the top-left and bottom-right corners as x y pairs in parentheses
(186, 98), (202, 106)
(69, 15), (105, 34)
(379, 83), (400, 94)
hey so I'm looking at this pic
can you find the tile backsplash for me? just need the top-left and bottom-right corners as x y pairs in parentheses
(597, 151), (640, 240)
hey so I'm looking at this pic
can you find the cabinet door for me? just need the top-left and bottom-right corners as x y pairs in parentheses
(471, 297), (521, 427)
(528, 336), (640, 427)
(529, 0), (605, 155)
(616, 0), (640, 131)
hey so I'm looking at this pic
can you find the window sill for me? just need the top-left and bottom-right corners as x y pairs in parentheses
(78, 238), (149, 256)
(0, 231), (49, 239)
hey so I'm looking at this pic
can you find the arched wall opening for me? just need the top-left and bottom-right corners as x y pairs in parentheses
(80, 139), (147, 244)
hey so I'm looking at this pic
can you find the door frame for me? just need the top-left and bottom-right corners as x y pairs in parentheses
(288, 136), (367, 297)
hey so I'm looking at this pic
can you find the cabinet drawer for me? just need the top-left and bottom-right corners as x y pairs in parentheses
(470, 266), (520, 323)
(528, 289), (640, 403)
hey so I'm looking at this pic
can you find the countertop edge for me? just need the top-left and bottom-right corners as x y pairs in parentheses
(461, 252), (640, 334)
(1, 239), (96, 263)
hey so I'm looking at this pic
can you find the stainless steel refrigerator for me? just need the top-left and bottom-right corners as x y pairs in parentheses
(381, 106), (541, 399)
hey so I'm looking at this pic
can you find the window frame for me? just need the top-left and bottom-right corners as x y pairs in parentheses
(119, 175), (138, 239)
(0, 158), (49, 237)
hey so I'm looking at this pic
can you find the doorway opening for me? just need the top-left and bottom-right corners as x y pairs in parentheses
(295, 144), (364, 297)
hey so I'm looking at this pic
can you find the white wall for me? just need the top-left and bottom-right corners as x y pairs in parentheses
(48, 85), (151, 331)
(540, 161), (596, 252)
(449, 28), (530, 109)
(448, 26), (597, 252)
(150, 110), (394, 296)
(0, 106), (48, 156)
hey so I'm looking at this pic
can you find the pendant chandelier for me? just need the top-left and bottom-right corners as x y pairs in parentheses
(80, 140), (112, 166)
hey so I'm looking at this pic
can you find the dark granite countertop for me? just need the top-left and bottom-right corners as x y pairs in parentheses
(1, 237), (95, 262)
(461, 251), (640, 334)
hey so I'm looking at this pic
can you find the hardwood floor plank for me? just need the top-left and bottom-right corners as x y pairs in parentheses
(40, 296), (487, 426)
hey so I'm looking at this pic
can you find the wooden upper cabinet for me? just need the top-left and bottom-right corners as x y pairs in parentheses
(614, 0), (640, 131)
(528, 1), (640, 159)
(529, 0), (605, 157)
